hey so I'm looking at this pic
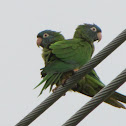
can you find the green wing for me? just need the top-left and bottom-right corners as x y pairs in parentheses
(44, 39), (92, 73)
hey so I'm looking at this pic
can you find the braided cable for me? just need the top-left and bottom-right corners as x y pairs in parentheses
(15, 29), (126, 126)
(62, 69), (126, 126)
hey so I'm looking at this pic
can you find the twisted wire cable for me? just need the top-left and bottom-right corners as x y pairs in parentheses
(62, 69), (126, 126)
(15, 29), (126, 126)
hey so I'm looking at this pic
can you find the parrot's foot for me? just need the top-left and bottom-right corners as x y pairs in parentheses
(73, 68), (79, 72)
(61, 79), (67, 86)
(52, 86), (58, 93)
(52, 86), (66, 96)
(61, 72), (74, 86)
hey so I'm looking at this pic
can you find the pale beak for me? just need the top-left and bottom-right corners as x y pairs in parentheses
(97, 32), (102, 42)
(36, 37), (42, 47)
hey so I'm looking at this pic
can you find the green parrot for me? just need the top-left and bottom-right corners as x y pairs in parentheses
(36, 24), (102, 93)
(36, 30), (65, 66)
(36, 25), (126, 109)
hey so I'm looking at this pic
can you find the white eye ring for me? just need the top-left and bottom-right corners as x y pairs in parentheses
(43, 33), (49, 38)
(90, 27), (97, 32)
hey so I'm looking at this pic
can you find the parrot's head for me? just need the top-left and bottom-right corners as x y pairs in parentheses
(74, 23), (102, 42)
(36, 30), (64, 48)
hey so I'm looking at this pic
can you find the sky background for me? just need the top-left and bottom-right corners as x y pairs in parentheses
(0, 0), (126, 126)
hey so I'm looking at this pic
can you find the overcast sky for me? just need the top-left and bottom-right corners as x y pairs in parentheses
(0, 0), (126, 126)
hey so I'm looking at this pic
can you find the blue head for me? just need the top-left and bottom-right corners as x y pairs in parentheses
(37, 30), (65, 48)
(74, 23), (102, 42)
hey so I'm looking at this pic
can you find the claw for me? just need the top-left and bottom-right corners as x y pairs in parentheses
(52, 86), (58, 92)
(74, 68), (79, 72)
(52, 86), (66, 96)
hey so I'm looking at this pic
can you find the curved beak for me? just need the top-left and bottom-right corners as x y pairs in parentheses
(36, 37), (42, 47)
(97, 32), (102, 42)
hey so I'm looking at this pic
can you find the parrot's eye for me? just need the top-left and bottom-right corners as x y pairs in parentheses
(43, 33), (49, 38)
(90, 27), (97, 32)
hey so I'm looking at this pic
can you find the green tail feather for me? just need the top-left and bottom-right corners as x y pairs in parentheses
(38, 73), (63, 96)
(86, 72), (126, 108)
(34, 74), (53, 89)
(85, 74), (104, 88)
(105, 98), (126, 109)
(43, 74), (60, 90)
(111, 92), (126, 104)
(72, 74), (126, 109)
(50, 73), (63, 91)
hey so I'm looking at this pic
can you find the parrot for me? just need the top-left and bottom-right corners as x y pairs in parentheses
(36, 24), (126, 109)
(36, 30), (65, 66)
(35, 23), (102, 94)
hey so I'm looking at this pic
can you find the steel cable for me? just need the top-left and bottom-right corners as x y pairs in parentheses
(62, 69), (126, 126)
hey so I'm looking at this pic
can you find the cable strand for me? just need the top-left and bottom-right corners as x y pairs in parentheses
(62, 69), (126, 126)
